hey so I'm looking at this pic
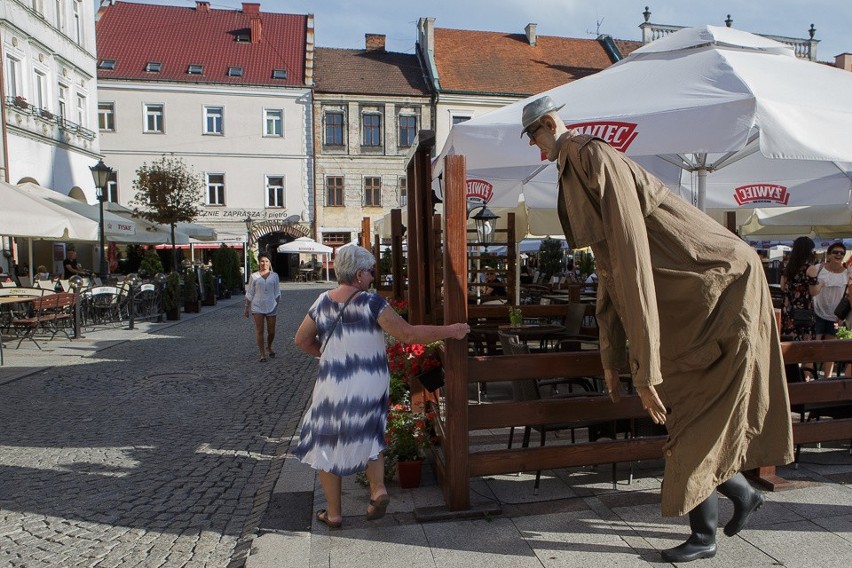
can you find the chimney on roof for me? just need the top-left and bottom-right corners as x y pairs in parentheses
(250, 15), (262, 43)
(365, 34), (386, 51)
(836, 53), (852, 72)
(525, 23), (537, 46)
(195, 1), (210, 12)
(242, 3), (260, 15)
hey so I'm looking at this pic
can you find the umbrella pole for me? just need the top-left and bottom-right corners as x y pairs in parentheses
(697, 156), (708, 211)
(325, 252), (330, 282)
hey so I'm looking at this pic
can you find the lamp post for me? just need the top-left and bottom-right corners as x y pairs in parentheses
(470, 205), (500, 249)
(244, 216), (253, 284)
(89, 159), (113, 279)
(468, 204), (501, 303)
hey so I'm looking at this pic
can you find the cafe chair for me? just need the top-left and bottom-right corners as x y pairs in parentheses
(499, 331), (607, 494)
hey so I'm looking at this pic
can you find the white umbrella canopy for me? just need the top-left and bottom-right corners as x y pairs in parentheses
(18, 182), (137, 238)
(277, 237), (332, 281)
(437, 25), (852, 232)
(103, 202), (191, 244)
(277, 236), (333, 254)
(0, 181), (99, 240)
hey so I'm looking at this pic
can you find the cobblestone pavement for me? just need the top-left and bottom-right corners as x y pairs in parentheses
(0, 283), (331, 567)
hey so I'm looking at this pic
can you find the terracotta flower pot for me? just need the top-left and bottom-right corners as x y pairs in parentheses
(396, 459), (423, 489)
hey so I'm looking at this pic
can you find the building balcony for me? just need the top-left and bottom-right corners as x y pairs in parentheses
(5, 96), (96, 143)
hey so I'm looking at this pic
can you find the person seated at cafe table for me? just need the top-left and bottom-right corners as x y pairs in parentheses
(521, 95), (793, 563)
(483, 271), (506, 296)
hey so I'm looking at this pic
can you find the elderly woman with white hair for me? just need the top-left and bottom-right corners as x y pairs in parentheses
(294, 245), (469, 529)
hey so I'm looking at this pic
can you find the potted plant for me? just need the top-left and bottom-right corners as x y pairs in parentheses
(162, 271), (181, 320)
(202, 268), (217, 306)
(385, 395), (431, 488)
(183, 266), (200, 313)
(387, 340), (443, 393)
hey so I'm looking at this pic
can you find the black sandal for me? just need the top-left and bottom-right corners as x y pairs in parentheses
(366, 494), (390, 520)
(316, 509), (342, 529)
(268, 350), (276, 358)
(259, 357), (267, 363)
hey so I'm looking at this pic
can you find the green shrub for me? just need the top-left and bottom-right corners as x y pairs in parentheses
(139, 248), (164, 277)
(163, 272), (181, 311)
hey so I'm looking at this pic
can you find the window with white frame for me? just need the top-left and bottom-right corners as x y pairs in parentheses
(361, 113), (381, 146)
(5, 56), (21, 99)
(107, 172), (118, 203)
(76, 93), (86, 127)
(206, 173), (225, 205)
(98, 102), (115, 131)
(33, 70), (48, 109)
(57, 83), (67, 117)
(364, 176), (381, 207)
(266, 176), (285, 207)
(264, 109), (283, 137)
(55, 0), (64, 32)
(72, 0), (82, 44)
(144, 103), (164, 133)
(204, 106), (223, 135)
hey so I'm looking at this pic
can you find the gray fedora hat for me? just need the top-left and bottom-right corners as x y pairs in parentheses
(520, 95), (564, 137)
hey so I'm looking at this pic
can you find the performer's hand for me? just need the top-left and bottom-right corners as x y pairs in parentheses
(603, 369), (624, 403)
(636, 385), (667, 425)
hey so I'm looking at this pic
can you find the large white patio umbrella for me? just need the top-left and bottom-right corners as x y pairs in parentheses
(436, 25), (852, 233)
(19, 182), (137, 238)
(277, 237), (332, 281)
(0, 181), (98, 240)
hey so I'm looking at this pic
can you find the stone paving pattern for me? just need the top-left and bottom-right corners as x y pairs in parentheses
(0, 284), (329, 567)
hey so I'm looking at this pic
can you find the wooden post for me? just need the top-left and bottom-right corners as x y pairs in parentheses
(726, 211), (738, 234)
(406, 130), (436, 325)
(442, 154), (470, 510)
(360, 216), (371, 249)
(391, 209), (404, 300)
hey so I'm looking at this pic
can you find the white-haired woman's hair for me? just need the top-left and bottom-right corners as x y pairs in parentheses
(334, 245), (374, 284)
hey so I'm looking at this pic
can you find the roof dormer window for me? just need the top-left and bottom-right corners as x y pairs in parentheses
(235, 31), (251, 43)
(145, 61), (162, 73)
(187, 64), (204, 75)
(98, 59), (116, 70)
(272, 69), (288, 80)
(227, 66), (243, 77)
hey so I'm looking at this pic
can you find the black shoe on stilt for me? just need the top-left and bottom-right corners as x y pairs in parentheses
(661, 492), (718, 563)
(717, 473), (765, 537)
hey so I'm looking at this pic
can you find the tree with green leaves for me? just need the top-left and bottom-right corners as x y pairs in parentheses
(130, 155), (203, 272)
(538, 237), (564, 280)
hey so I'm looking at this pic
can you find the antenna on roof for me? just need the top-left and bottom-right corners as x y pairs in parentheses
(586, 17), (605, 37)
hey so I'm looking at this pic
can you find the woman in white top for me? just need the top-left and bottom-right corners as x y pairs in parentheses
(244, 253), (281, 362)
(807, 242), (852, 378)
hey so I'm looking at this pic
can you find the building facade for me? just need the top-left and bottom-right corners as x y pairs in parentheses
(95, 1), (314, 266)
(313, 35), (431, 250)
(1, 0), (99, 194)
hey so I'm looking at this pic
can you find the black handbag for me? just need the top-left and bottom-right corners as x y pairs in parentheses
(791, 308), (815, 328)
(834, 285), (851, 320)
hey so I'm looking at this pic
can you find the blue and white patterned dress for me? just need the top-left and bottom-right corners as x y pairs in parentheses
(293, 291), (390, 476)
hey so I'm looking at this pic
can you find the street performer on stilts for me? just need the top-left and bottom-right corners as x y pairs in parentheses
(521, 95), (794, 563)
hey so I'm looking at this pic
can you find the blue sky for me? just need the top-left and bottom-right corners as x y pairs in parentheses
(97, 0), (849, 62)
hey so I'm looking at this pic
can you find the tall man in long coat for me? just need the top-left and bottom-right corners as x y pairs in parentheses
(521, 96), (794, 563)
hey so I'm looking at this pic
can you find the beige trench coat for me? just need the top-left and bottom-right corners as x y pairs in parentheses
(555, 132), (794, 516)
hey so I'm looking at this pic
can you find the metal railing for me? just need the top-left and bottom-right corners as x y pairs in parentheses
(5, 96), (96, 139)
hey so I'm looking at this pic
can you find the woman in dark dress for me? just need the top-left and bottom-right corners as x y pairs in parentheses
(780, 236), (817, 341)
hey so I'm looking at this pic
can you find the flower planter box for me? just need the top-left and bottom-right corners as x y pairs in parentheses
(416, 366), (444, 392)
(396, 459), (423, 488)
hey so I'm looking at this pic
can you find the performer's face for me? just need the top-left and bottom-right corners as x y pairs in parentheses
(526, 115), (558, 161)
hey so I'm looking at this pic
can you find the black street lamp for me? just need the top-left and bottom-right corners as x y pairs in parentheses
(470, 205), (500, 247)
(244, 215), (253, 284)
(89, 159), (113, 279)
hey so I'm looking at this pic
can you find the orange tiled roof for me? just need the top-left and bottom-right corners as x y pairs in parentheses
(314, 48), (430, 97)
(96, 2), (309, 87)
(433, 28), (641, 96)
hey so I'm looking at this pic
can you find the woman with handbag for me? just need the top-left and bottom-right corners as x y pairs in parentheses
(809, 242), (852, 378)
(293, 245), (469, 529)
